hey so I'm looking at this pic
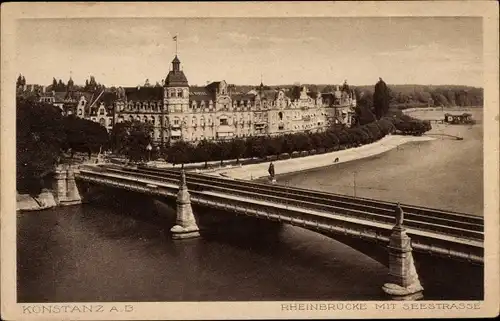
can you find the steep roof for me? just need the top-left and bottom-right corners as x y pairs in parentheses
(231, 93), (255, 101)
(259, 89), (278, 101)
(124, 87), (163, 101)
(205, 81), (221, 93)
(99, 92), (118, 107)
(189, 86), (214, 101)
(165, 70), (189, 87)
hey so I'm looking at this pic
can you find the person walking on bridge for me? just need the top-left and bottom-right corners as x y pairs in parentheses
(268, 162), (276, 182)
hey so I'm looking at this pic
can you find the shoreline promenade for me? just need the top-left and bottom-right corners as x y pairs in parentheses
(205, 134), (435, 180)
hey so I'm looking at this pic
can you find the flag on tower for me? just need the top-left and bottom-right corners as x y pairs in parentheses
(173, 35), (177, 41)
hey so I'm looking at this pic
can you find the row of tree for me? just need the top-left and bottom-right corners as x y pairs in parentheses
(163, 117), (398, 167)
(44, 75), (105, 93)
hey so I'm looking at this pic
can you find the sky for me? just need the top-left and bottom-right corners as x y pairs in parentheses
(16, 17), (483, 88)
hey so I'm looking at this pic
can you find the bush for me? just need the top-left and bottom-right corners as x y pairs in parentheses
(278, 153), (290, 160)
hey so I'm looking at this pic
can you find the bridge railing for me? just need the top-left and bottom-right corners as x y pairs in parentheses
(76, 169), (483, 264)
(84, 166), (484, 241)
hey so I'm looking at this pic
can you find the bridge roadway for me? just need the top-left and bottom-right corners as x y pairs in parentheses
(75, 164), (484, 265)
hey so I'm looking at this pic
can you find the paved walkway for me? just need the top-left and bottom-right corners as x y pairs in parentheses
(205, 135), (434, 180)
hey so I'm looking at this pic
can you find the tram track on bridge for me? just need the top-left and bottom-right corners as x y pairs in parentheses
(138, 166), (484, 231)
(95, 165), (483, 242)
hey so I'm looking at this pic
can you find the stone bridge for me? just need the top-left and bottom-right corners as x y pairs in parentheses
(54, 164), (484, 300)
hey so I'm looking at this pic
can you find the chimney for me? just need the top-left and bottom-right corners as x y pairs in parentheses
(42, 86), (46, 93)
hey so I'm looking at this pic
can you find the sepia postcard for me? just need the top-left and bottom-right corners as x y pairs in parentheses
(1, 1), (499, 320)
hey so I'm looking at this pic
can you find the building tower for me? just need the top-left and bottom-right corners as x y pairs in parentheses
(163, 55), (190, 143)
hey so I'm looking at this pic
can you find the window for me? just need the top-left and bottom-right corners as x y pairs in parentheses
(174, 119), (179, 125)
(177, 90), (182, 98)
(220, 118), (228, 126)
(99, 108), (105, 115)
(278, 112), (283, 121)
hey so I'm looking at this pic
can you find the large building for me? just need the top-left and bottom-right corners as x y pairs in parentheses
(115, 54), (357, 145)
(18, 54), (356, 145)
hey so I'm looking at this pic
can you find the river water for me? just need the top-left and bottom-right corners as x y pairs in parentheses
(17, 110), (483, 303)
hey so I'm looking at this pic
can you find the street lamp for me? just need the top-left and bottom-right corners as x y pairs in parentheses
(146, 143), (152, 162)
(353, 171), (357, 197)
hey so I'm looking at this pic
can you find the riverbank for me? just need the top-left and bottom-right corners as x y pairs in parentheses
(204, 134), (435, 180)
(17, 190), (57, 212)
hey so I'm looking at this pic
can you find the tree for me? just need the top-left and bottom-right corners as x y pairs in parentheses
(353, 103), (377, 126)
(322, 85), (336, 93)
(194, 139), (215, 168)
(280, 134), (295, 154)
(446, 90), (457, 106)
(230, 138), (246, 163)
(17, 97), (66, 195)
(109, 121), (129, 154)
(265, 136), (283, 156)
(167, 140), (192, 167)
(310, 132), (327, 150)
(57, 79), (65, 92)
(109, 120), (153, 162)
(324, 130), (340, 149)
(209, 140), (232, 166)
(126, 121), (153, 162)
(16, 74), (23, 88)
(63, 116), (109, 157)
(373, 78), (390, 119)
(245, 136), (266, 159)
(293, 133), (312, 151)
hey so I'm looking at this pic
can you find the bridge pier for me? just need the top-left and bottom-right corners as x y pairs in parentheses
(54, 167), (68, 204)
(54, 165), (82, 206)
(170, 170), (200, 240)
(382, 205), (423, 300)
